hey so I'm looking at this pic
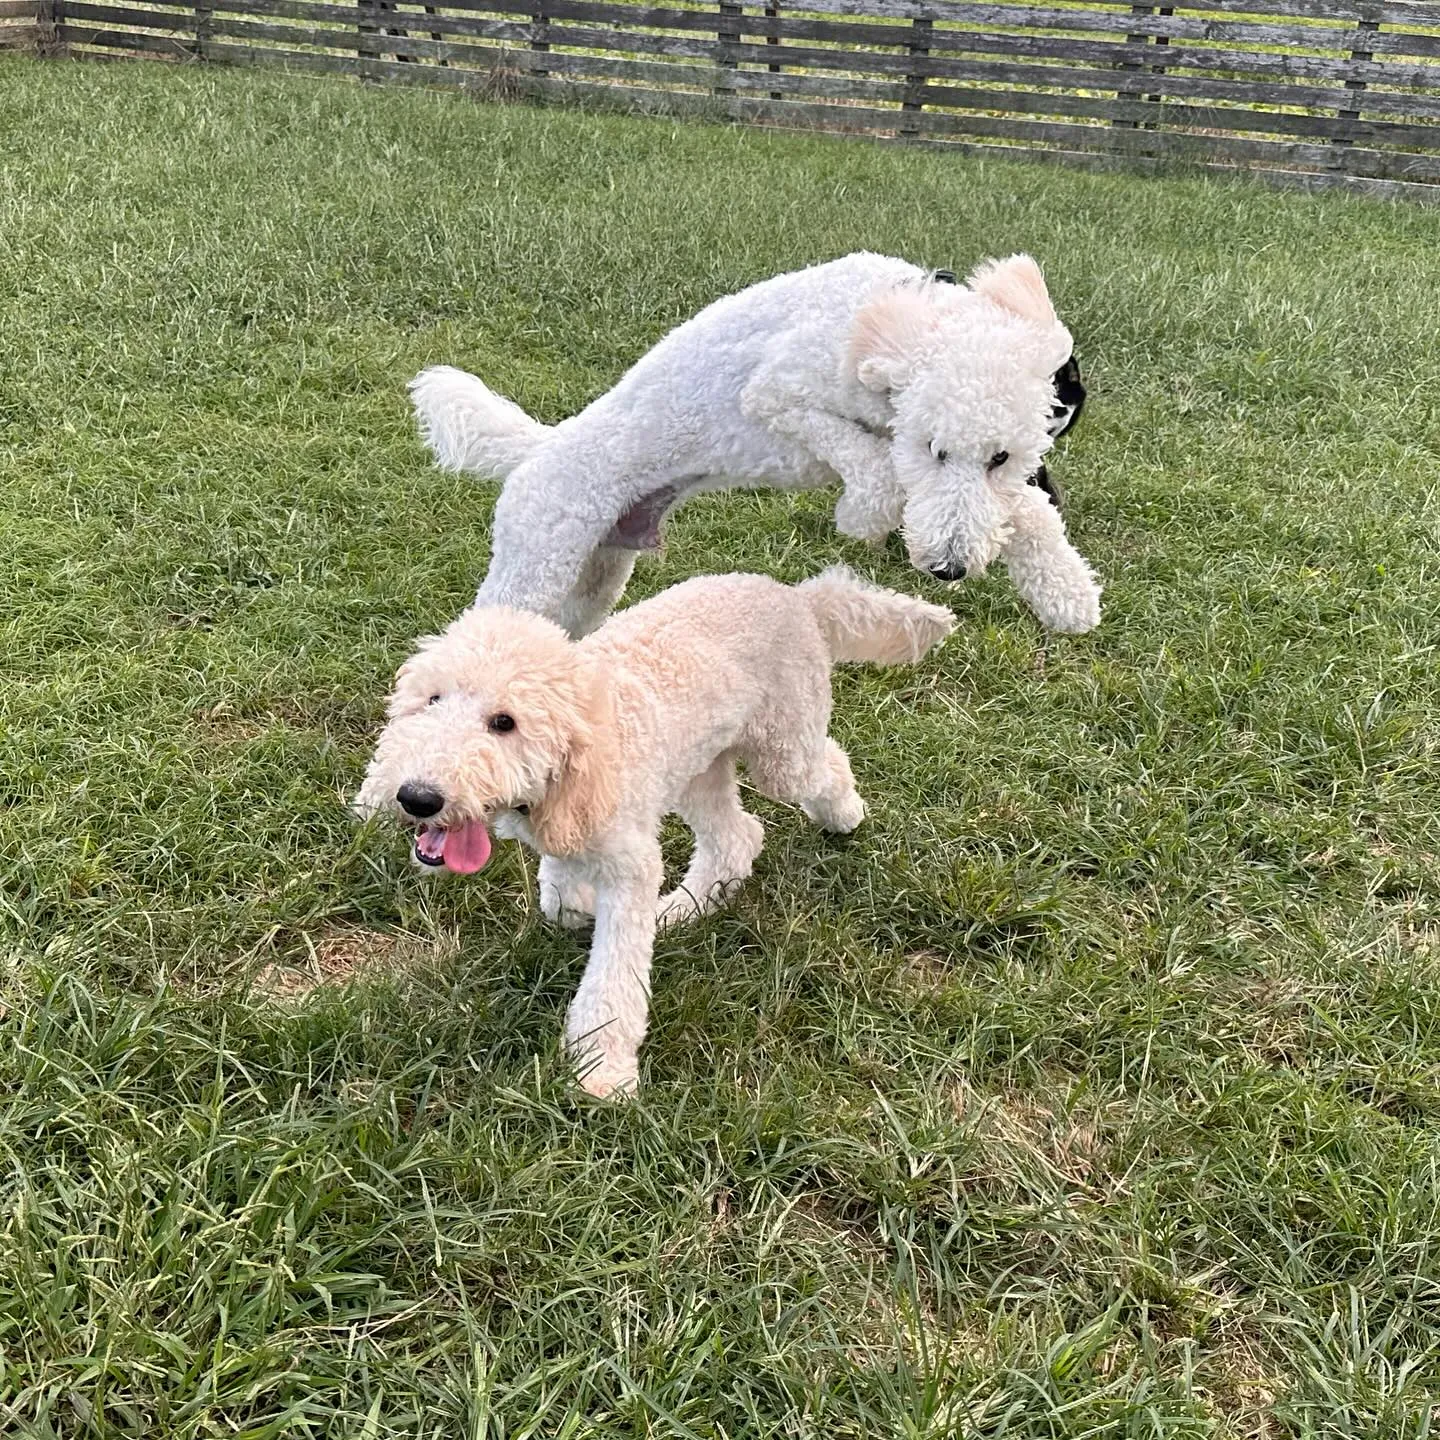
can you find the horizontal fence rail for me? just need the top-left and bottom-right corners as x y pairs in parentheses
(0, 0), (47, 52)
(16, 0), (1440, 198)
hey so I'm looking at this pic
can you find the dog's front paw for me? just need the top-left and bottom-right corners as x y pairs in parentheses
(656, 890), (701, 929)
(1032, 576), (1102, 635)
(571, 1045), (639, 1100)
(540, 868), (597, 929)
(835, 486), (903, 546)
(804, 789), (865, 834)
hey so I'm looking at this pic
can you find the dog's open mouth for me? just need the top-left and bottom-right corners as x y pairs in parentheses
(413, 820), (493, 874)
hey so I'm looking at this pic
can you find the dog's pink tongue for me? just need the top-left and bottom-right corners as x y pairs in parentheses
(442, 821), (492, 874)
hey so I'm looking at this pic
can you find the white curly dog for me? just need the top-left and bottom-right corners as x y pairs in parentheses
(411, 251), (1102, 640)
(355, 566), (954, 1098)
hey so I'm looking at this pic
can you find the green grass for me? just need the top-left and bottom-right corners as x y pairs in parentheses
(3, 54), (1440, 1439)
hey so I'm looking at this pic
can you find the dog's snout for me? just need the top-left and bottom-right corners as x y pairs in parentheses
(396, 782), (445, 819)
(929, 562), (967, 583)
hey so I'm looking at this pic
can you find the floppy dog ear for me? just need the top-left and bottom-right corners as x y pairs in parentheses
(851, 288), (938, 393)
(530, 663), (621, 857)
(967, 253), (1075, 376)
(965, 253), (1058, 329)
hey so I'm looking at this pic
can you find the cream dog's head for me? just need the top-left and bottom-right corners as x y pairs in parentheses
(851, 253), (1075, 583)
(355, 606), (619, 868)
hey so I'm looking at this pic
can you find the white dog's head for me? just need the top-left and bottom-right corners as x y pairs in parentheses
(354, 607), (620, 869)
(851, 254), (1075, 582)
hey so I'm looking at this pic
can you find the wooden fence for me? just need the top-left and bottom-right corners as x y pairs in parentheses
(6, 0), (1440, 199)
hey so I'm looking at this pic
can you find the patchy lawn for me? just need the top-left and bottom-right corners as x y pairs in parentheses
(3, 54), (1440, 1438)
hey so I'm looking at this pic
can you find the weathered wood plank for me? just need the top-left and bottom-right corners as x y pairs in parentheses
(488, 0), (1440, 59)
(0, 1), (40, 17)
(321, 0), (1434, 57)
(62, 1), (193, 26)
(532, 25), (1440, 122)
(0, 21), (40, 42)
(895, 106), (1440, 178)
(920, 134), (1440, 201)
(1158, 0), (1439, 25)
(61, 21), (196, 52)
(102, 1), (534, 43)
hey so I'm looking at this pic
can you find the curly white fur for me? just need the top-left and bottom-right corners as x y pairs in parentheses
(412, 252), (1102, 639)
(355, 567), (954, 1098)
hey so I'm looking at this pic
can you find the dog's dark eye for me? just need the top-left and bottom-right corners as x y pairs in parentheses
(987, 450), (1009, 471)
(428, 694), (442, 706)
(933, 447), (949, 464)
(489, 713), (516, 733)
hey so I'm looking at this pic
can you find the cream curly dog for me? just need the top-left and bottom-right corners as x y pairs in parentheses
(412, 251), (1101, 639)
(355, 567), (954, 1098)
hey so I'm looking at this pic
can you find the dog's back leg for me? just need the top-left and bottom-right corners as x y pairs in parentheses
(779, 738), (866, 835)
(557, 547), (640, 639)
(658, 752), (764, 928)
(743, 719), (866, 836)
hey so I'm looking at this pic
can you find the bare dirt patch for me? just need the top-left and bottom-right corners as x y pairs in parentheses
(253, 924), (455, 1000)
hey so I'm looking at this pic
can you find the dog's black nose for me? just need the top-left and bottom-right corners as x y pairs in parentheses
(396, 783), (444, 818)
(929, 562), (966, 582)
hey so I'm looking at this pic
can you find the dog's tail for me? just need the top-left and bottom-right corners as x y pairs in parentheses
(797, 566), (955, 665)
(409, 365), (552, 480)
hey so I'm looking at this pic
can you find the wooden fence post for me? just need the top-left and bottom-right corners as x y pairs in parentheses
(900, 15), (931, 139)
(357, 0), (377, 70)
(195, 0), (210, 60)
(1145, 6), (1172, 123)
(1113, 4), (1152, 129)
(426, 4), (446, 65)
(1335, 17), (1380, 149)
(764, 0), (781, 102)
(715, 0), (740, 98)
(532, 0), (548, 80)
(35, 0), (62, 55)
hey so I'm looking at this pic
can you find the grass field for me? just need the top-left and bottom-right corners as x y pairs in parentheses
(4, 54), (1440, 1438)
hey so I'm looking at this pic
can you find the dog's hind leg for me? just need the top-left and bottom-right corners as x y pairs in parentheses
(746, 734), (866, 835)
(657, 752), (765, 928)
(556, 547), (640, 640)
(794, 739), (865, 834)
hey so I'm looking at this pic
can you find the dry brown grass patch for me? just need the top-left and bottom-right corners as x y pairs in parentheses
(253, 923), (456, 1000)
